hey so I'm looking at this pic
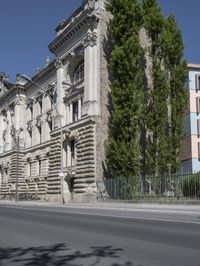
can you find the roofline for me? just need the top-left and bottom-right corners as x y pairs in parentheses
(188, 63), (200, 69)
(55, 1), (86, 33)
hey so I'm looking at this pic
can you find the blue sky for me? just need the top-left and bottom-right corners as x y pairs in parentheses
(0, 0), (199, 82)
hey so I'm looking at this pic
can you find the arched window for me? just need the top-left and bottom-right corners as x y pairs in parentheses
(73, 60), (84, 84)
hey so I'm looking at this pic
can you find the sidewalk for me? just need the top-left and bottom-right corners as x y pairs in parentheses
(1, 199), (200, 213)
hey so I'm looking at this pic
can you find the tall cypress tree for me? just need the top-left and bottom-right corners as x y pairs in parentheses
(161, 15), (188, 173)
(143, 0), (187, 176)
(106, 0), (145, 178)
(106, 0), (187, 183)
(143, 0), (170, 176)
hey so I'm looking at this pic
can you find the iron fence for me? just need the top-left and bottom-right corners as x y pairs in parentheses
(104, 173), (200, 200)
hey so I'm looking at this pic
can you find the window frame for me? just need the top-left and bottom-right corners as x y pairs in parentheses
(73, 61), (84, 85)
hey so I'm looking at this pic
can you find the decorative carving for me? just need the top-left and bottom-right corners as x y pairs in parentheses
(10, 126), (15, 137)
(88, 0), (95, 10)
(82, 32), (97, 47)
(67, 46), (84, 60)
(2, 130), (7, 141)
(55, 59), (64, 69)
(35, 92), (44, 102)
(27, 121), (33, 132)
(14, 96), (25, 106)
(46, 84), (56, 96)
(34, 150), (43, 161)
(45, 147), (50, 156)
(35, 118), (43, 128)
(46, 111), (54, 123)
(8, 104), (14, 116)
(26, 98), (34, 108)
(75, 46), (84, 57)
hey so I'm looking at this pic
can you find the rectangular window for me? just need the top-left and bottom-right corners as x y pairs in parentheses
(198, 143), (200, 161)
(38, 127), (42, 143)
(39, 160), (42, 176)
(29, 129), (32, 146)
(30, 106), (33, 120)
(29, 162), (32, 177)
(40, 101), (42, 114)
(50, 94), (54, 108)
(197, 97), (200, 114)
(72, 101), (78, 122)
(67, 140), (75, 167)
(197, 119), (200, 138)
(195, 74), (200, 91)
(49, 121), (53, 132)
(70, 140), (75, 166)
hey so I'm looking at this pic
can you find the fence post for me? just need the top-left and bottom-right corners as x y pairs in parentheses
(176, 174), (180, 200)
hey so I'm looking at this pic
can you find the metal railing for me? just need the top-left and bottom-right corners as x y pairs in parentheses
(104, 173), (200, 200)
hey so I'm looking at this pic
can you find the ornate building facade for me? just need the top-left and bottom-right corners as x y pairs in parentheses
(0, 0), (111, 202)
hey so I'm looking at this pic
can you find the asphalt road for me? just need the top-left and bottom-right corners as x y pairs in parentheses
(0, 204), (200, 266)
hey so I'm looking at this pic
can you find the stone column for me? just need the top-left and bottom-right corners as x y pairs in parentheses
(66, 104), (70, 125)
(69, 102), (73, 123)
(78, 97), (82, 120)
(42, 118), (49, 142)
(14, 101), (20, 131)
(82, 31), (99, 116)
(14, 97), (25, 147)
(67, 142), (71, 167)
(55, 59), (65, 126)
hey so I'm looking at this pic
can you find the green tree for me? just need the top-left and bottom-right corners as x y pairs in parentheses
(161, 15), (188, 173)
(106, 0), (187, 184)
(106, 0), (145, 178)
(143, 0), (187, 176)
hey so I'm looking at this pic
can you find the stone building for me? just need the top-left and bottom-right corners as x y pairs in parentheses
(0, 0), (111, 202)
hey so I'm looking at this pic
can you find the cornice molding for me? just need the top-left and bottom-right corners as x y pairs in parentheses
(49, 11), (99, 54)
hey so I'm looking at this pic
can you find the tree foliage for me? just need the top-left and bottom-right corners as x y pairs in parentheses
(106, 0), (145, 178)
(106, 0), (188, 179)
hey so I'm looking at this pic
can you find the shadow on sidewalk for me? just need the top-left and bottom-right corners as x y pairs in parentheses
(0, 243), (138, 266)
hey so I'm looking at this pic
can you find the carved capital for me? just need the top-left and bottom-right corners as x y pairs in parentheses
(46, 111), (54, 123)
(27, 121), (33, 132)
(46, 84), (56, 96)
(35, 118), (43, 128)
(26, 98), (34, 108)
(10, 126), (15, 137)
(14, 96), (25, 106)
(8, 104), (15, 116)
(88, 0), (95, 10)
(35, 92), (44, 102)
(82, 32), (97, 47)
(55, 59), (64, 69)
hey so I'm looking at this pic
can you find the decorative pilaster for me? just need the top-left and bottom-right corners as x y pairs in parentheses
(69, 102), (73, 123)
(55, 59), (65, 127)
(66, 104), (70, 125)
(82, 31), (99, 116)
(78, 97), (82, 120)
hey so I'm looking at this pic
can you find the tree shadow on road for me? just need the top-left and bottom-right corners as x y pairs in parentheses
(0, 243), (138, 266)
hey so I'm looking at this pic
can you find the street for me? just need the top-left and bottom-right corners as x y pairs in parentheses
(0, 203), (200, 266)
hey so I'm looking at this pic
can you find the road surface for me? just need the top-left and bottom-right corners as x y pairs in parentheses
(0, 203), (200, 266)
